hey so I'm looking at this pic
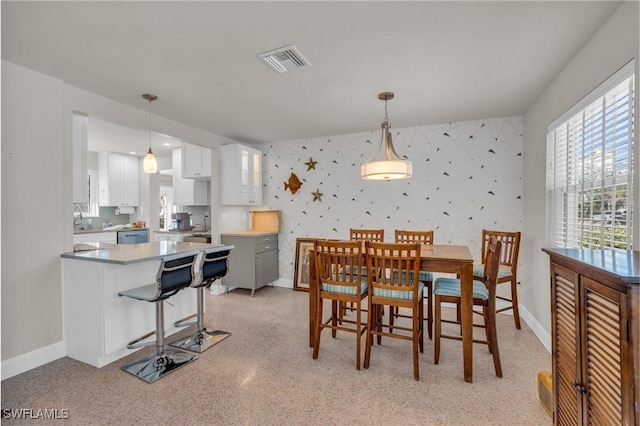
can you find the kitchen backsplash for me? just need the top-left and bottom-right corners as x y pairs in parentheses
(180, 205), (210, 231)
(73, 207), (130, 230)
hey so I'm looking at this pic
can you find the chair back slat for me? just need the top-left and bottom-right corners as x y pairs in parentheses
(481, 229), (521, 272)
(350, 228), (384, 242)
(395, 230), (434, 245)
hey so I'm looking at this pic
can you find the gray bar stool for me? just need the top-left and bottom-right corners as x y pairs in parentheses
(169, 247), (232, 352)
(117, 250), (200, 383)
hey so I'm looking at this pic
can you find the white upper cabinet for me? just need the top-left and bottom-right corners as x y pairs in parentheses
(98, 152), (139, 207)
(221, 144), (262, 206)
(173, 148), (209, 206)
(72, 112), (89, 204)
(181, 143), (211, 180)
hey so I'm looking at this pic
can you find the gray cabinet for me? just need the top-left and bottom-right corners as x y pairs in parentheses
(221, 232), (278, 296)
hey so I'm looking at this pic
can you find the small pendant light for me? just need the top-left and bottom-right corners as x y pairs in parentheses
(361, 92), (412, 180)
(142, 93), (158, 174)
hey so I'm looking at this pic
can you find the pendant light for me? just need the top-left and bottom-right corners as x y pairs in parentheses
(142, 93), (158, 174)
(361, 92), (412, 180)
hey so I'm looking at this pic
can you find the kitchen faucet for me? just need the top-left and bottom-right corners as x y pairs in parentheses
(73, 204), (83, 227)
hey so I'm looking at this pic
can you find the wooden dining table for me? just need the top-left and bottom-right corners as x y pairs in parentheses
(308, 243), (476, 382)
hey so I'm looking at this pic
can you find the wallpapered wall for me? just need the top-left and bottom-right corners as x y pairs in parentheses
(260, 116), (523, 283)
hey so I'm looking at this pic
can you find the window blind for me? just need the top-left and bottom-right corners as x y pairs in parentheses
(548, 61), (634, 250)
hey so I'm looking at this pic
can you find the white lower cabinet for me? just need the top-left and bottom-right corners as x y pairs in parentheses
(63, 258), (196, 368)
(154, 232), (185, 242)
(73, 232), (117, 244)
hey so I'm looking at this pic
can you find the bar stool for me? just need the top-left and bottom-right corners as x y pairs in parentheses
(117, 250), (200, 383)
(169, 247), (232, 352)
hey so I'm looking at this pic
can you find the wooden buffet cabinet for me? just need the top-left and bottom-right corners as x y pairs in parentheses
(542, 248), (639, 426)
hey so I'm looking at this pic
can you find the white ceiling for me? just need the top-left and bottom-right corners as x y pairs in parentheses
(1, 1), (623, 153)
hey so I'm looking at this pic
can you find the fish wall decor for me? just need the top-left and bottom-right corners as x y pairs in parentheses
(284, 173), (302, 194)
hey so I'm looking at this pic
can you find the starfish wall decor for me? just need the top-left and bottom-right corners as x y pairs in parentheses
(304, 157), (317, 171)
(311, 189), (323, 202)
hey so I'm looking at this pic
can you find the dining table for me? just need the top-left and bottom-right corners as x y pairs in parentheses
(308, 243), (476, 382)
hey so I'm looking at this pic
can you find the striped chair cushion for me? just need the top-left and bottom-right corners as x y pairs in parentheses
(373, 281), (424, 300)
(392, 270), (433, 283)
(433, 277), (489, 300)
(473, 264), (512, 279)
(322, 278), (368, 295)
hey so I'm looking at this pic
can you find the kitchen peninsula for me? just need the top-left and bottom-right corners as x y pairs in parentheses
(61, 241), (233, 367)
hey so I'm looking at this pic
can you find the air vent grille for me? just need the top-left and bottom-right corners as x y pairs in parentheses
(257, 45), (311, 73)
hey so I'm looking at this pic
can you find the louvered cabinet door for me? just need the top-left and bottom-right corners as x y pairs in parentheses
(582, 277), (633, 426)
(551, 263), (582, 425)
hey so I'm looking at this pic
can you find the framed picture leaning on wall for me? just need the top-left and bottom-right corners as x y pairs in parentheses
(293, 238), (316, 292)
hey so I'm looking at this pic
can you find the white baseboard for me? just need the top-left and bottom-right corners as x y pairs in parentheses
(518, 304), (551, 353)
(1, 341), (66, 381)
(209, 277), (292, 296)
(439, 300), (551, 354)
(271, 278), (292, 288)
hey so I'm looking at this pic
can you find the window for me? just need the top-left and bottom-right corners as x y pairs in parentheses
(548, 61), (634, 250)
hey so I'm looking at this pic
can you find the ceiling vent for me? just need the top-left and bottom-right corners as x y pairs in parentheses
(257, 45), (311, 73)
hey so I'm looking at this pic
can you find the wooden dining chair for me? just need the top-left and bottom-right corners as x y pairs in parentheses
(393, 230), (434, 339)
(473, 230), (521, 329)
(313, 240), (368, 370)
(339, 228), (385, 319)
(350, 228), (384, 242)
(363, 241), (424, 380)
(433, 237), (503, 377)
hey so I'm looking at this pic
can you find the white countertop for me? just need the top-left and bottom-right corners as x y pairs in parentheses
(154, 230), (210, 235)
(74, 227), (149, 235)
(62, 241), (233, 265)
(220, 230), (278, 237)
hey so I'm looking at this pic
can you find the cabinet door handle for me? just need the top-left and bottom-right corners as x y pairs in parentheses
(571, 380), (586, 394)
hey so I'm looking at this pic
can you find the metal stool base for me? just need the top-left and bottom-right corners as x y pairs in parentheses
(169, 329), (231, 353)
(121, 348), (197, 383)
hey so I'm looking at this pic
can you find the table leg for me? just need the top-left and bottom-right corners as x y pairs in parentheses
(309, 251), (317, 348)
(460, 263), (473, 383)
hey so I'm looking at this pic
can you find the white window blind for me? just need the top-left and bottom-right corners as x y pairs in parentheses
(548, 61), (634, 250)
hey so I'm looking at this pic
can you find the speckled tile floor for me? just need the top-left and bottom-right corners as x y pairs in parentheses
(1, 287), (551, 425)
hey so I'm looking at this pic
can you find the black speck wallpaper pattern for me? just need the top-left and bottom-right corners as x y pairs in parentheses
(260, 116), (523, 282)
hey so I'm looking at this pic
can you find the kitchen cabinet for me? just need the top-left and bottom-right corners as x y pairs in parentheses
(181, 142), (211, 180)
(73, 231), (117, 244)
(98, 152), (139, 207)
(173, 148), (208, 206)
(72, 112), (89, 204)
(154, 231), (187, 242)
(220, 232), (278, 296)
(542, 248), (638, 426)
(221, 144), (262, 205)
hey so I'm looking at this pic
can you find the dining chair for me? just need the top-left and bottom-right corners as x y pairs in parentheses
(339, 228), (385, 320)
(433, 237), (503, 377)
(363, 241), (424, 380)
(393, 230), (434, 339)
(313, 239), (368, 370)
(473, 229), (521, 329)
(350, 228), (384, 242)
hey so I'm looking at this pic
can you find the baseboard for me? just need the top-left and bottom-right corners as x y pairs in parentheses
(439, 301), (551, 354)
(209, 277), (292, 295)
(518, 304), (551, 354)
(271, 278), (292, 288)
(1, 341), (66, 381)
